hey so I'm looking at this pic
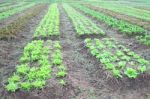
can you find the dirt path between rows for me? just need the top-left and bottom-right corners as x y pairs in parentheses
(59, 4), (150, 99)
(0, 4), (48, 98)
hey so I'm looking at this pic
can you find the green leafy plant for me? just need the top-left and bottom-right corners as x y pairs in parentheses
(34, 4), (60, 37)
(91, 49), (99, 56)
(121, 56), (131, 61)
(116, 50), (124, 57)
(58, 65), (67, 71)
(54, 42), (62, 49)
(138, 58), (149, 65)
(8, 74), (20, 82)
(118, 61), (126, 68)
(57, 71), (67, 77)
(112, 69), (122, 78)
(6, 82), (18, 92)
(124, 68), (138, 78)
(20, 82), (32, 91)
(32, 80), (46, 89)
(85, 38), (148, 78)
(105, 63), (114, 70)
(138, 66), (146, 73)
(27, 67), (37, 81)
(53, 58), (62, 65)
(59, 80), (66, 86)
(6, 40), (66, 92)
(72, 4), (146, 36)
(16, 64), (29, 75)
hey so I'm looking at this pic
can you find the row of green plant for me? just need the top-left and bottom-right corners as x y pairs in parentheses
(90, 1), (150, 21)
(136, 35), (150, 46)
(0, 2), (12, 7)
(5, 40), (67, 92)
(0, 2), (28, 13)
(0, 4), (46, 39)
(72, 4), (146, 36)
(84, 38), (149, 78)
(51, 42), (67, 86)
(0, 3), (35, 20)
(34, 3), (60, 37)
(63, 3), (105, 36)
(73, 4), (150, 46)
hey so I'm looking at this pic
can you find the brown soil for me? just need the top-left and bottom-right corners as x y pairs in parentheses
(83, 4), (150, 30)
(1, 3), (150, 99)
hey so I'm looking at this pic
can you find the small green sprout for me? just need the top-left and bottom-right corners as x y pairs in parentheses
(53, 58), (62, 65)
(57, 71), (67, 77)
(105, 63), (114, 70)
(138, 66), (146, 73)
(59, 80), (66, 86)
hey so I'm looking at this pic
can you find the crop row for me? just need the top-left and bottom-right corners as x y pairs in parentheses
(63, 4), (105, 36)
(0, 4), (46, 39)
(72, 4), (146, 36)
(34, 3), (60, 38)
(90, 1), (150, 21)
(0, 3), (35, 20)
(0, 2), (12, 7)
(84, 38), (149, 78)
(0, 2), (27, 13)
(6, 40), (67, 92)
(72, 4), (150, 46)
(136, 35), (150, 46)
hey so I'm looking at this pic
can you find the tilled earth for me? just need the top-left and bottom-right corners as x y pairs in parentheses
(0, 3), (150, 99)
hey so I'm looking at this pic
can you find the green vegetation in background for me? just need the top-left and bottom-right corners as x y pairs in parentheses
(0, 2), (28, 13)
(0, 3), (35, 20)
(89, 1), (150, 21)
(63, 3), (105, 36)
(72, 4), (146, 36)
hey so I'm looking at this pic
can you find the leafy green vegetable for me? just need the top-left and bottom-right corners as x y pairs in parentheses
(112, 69), (122, 78)
(20, 82), (32, 91)
(6, 82), (18, 92)
(124, 68), (138, 78)
(59, 80), (66, 86)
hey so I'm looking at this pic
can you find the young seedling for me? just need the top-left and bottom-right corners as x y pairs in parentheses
(59, 80), (66, 86)
(56, 71), (67, 78)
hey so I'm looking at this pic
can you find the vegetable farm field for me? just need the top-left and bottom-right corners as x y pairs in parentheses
(0, 0), (150, 99)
